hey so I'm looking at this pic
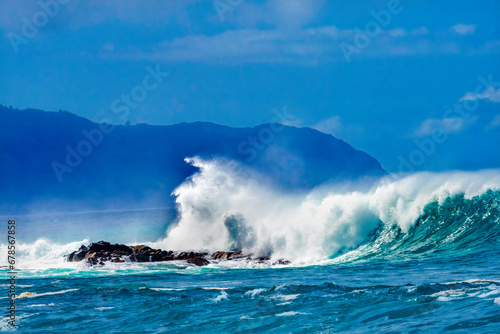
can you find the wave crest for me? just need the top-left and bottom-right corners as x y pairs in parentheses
(157, 158), (500, 263)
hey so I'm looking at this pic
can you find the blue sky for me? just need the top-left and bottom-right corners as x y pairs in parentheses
(1, 0), (499, 173)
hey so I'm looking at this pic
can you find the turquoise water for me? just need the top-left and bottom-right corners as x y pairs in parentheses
(2, 174), (500, 332)
(4, 254), (500, 333)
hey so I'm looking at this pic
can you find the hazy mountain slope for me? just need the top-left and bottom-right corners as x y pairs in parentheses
(0, 106), (386, 213)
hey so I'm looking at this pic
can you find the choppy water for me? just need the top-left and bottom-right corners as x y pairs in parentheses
(1, 168), (500, 333)
(2, 252), (500, 333)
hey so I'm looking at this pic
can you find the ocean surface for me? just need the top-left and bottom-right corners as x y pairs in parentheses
(1, 166), (500, 333)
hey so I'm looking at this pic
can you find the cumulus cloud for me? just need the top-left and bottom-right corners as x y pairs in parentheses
(450, 24), (476, 35)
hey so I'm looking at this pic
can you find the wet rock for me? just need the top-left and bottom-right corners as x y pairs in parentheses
(64, 241), (290, 267)
(174, 251), (208, 260)
(186, 256), (210, 266)
(65, 245), (89, 262)
(84, 241), (133, 259)
(212, 251), (244, 260)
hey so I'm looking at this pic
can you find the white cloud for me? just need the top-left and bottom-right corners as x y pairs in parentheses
(0, 0), (199, 31)
(460, 87), (500, 103)
(117, 27), (352, 65)
(313, 116), (343, 135)
(488, 115), (500, 130)
(450, 24), (476, 35)
(411, 27), (429, 36)
(235, 0), (326, 29)
(415, 117), (475, 137)
(387, 28), (406, 37)
(109, 20), (484, 65)
(1, 0), (488, 66)
(311, 116), (364, 140)
(113, 24), (446, 65)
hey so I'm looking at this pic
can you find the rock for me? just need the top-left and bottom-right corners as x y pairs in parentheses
(186, 256), (210, 266)
(64, 241), (290, 267)
(160, 250), (174, 261)
(88, 241), (132, 255)
(212, 251), (246, 260)
(65, 245), (88, 262)
(175, 251), (208, 260)
(133, 245), (151, 253)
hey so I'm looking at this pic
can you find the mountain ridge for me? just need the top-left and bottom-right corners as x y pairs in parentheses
(0, 106), (387, 213)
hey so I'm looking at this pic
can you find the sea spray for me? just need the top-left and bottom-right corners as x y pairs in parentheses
(2, 159), (500, 268)
(157, 157), (500, 263)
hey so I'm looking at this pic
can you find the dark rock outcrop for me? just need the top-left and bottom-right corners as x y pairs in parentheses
(66, 245), (89, 262)
(186, 256), (210, 266)
(212, 251), (245, 260)
(65, 241), (290, 267)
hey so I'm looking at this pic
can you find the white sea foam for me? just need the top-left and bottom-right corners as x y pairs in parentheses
(276, 311), (310, 317)
(442, 279), (500, 285)
(244, 288), (266, 298)
(0, 238), (89, 269)
(478, 288), (500, 298)
(18, 289), (78, 298)
(26, 303), (56, 307)
(272, 294), (300, 301)
(154, 158), (500, 263)
(150, 288), (186, 291)
(212, 290), (229, 302)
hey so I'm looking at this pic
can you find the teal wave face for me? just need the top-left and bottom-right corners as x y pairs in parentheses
(341, 190), (500, 262)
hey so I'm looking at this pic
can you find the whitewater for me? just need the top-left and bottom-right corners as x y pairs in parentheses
(1, 158), (500, 332)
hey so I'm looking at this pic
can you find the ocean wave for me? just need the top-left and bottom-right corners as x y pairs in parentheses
(18, 289), (79, 299)
(155, 158), (500, 263)
(212, 290), (229, 302)
(276, 311), (310, 317)
(1, 159), (499, 269)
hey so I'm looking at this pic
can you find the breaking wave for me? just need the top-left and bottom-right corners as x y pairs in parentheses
(2, 158), (500, 269)
(156, 158), (500, 264)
